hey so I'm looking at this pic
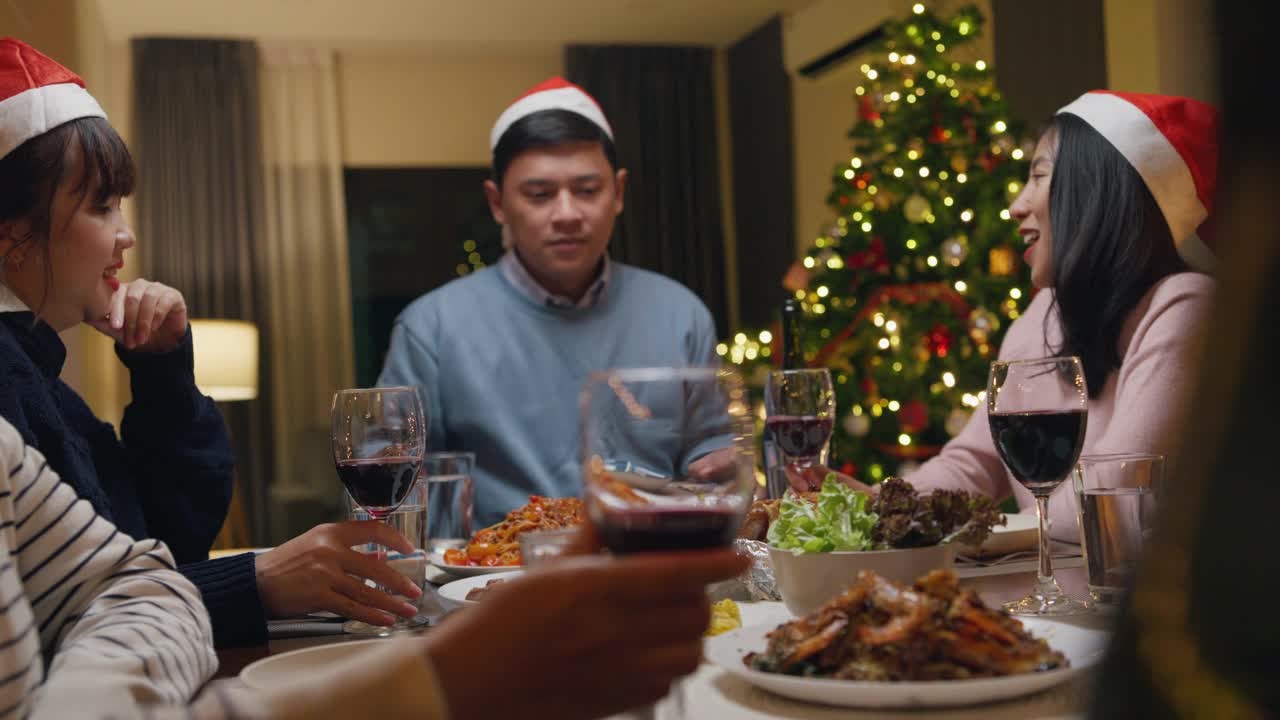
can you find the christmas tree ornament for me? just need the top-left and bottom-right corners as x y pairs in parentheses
(950, 152), (969, 172)
(967, 308), (1000, 343)
(941, 235), (969, 266)
(945, 408), (970, 436)
(989, 246), (1018, 276)
(903, 194), (932, 223)
(926, 322), (954, 356)
(844, 412), (872, 437)
(897, 399), (929, 433)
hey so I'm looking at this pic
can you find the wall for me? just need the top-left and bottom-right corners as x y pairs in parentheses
(336, 51), (562, 167)
(1105, 0), (1218, 102)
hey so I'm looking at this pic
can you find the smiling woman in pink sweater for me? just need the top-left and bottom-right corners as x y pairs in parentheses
(908, 91), (1219, 542)
(825, 91), (1220, 543)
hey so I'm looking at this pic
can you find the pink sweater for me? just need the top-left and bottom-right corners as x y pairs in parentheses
(907, 272), (1213, 542)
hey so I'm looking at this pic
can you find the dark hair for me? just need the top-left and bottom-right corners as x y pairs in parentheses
(491, 108), (618, 187)
(0, 117), (135, 312)
(1046, 113), (1189, 397)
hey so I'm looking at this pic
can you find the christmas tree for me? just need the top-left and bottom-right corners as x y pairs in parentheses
(721, 3), (1031, 482)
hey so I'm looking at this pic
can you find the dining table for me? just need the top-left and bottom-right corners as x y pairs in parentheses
(214, 550), (1111, 720)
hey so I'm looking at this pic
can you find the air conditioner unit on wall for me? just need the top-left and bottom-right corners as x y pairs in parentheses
(783, 0), (899, 78)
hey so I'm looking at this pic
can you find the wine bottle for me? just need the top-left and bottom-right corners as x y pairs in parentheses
(763, 297), (805, 498)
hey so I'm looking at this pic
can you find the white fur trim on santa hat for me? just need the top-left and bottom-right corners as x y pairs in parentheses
(1057, 92), (1213, 272)
(0, 82), (106, 160)
(489, 86), (613, 151)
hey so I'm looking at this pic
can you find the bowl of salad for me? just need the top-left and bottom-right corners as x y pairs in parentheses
(765, 476), (1002, 616)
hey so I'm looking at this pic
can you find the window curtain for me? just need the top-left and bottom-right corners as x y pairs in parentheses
(258, 46), (357, 541)
(131, 38), (272, 545)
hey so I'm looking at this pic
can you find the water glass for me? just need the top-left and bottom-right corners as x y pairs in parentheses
(1073, 453), (1162, 606)
(346, 478), (430, 633)
(421, 452), (475, 556)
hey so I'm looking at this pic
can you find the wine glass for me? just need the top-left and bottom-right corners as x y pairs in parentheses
(987, 357), (1090, 616)
(581, 367), (757, 718)
(332, 387), (428, 634)
(764, 368), (835, 492)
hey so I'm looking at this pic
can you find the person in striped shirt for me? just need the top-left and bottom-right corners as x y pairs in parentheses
(0, 415), (215, 716)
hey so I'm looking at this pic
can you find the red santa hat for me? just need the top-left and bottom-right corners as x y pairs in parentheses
(490, 76), (613, 151)
(0, 37), (106, 162)
(1057, 90), (1220, 272)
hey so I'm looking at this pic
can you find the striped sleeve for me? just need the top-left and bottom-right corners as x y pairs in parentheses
(0, 421), (217, 717)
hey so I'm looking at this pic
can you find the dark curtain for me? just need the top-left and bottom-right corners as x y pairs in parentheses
(729, 17), (795, 328)
(565, 45), (729, 336)
(131, 38), (273, 546)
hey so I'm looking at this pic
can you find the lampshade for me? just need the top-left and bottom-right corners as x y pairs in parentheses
(190, 319), (259, 402)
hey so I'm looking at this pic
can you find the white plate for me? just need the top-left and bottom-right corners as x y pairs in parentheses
(241, 639), (388, 690)
(428, 548), (521, 577)
(706, 618), (1107, 709)
(437, 570), (523, 608)
(961, 511), (1040, 557)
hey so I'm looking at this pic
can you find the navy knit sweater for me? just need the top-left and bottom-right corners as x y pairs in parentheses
(0, 312), (266, 647)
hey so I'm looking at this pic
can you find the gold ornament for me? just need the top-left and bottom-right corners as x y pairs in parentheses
(989, 246), (1018, 276)
(951, 153), (969, 173)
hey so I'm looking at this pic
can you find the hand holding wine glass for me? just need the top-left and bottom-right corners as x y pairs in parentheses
(331, 386), (428, 633)
(987, 357), (1090, 615)
(581, 367), (756, 719)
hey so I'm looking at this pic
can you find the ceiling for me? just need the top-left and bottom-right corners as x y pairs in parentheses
(96, 0), (816, 54)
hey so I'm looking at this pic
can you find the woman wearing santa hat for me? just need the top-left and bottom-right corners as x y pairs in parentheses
(823, 90), (1218, 559)
(0, 38), (425, 648)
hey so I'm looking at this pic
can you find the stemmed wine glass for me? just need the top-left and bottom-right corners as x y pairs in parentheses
(987, 357), (1091, 616)
(764, 368), (835, 492)
(581, 367), (757, 718)
(332, 387), (428, 634)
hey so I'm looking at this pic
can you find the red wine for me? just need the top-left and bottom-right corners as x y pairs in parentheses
(597, 507), (741, 554)
(988, 410), (1087, 492)
(766, 415), (834, 458)
(336, 456), (420, 517)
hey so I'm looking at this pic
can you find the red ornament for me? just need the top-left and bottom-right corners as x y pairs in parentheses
(897, 400), (929, 434)
(928, 124), (946, 144)
(859, 94), (880, 122)
(839, 462), (859, 479)
(980, 152), (1000, 173)
(860, 377), (876, 396)
(926, 322), (953, 357)
(848, 237), (888, 271)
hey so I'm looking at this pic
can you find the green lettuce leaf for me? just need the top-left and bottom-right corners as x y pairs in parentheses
(767, 474), (878, 553)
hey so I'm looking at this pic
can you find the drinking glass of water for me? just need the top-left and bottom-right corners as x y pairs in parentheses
(421, 452), (475, 557)
(1073, 453), (1162, 607)
(346, 481), (431, 634)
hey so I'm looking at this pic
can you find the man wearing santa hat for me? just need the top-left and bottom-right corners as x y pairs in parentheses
(379, 78), (721, 526)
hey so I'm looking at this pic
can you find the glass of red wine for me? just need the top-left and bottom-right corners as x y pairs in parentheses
(987, 356), (1090, 616)
(764, 368), (835, 491)
(331, 386), (428, 634)
(581, 367), (756, 719)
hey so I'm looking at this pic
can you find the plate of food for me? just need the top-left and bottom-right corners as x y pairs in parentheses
(437, 570), (523, 608)
(706, 569), (1107, 709)
(430, 495), (584, 577)
(241, 639), (387, 690)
